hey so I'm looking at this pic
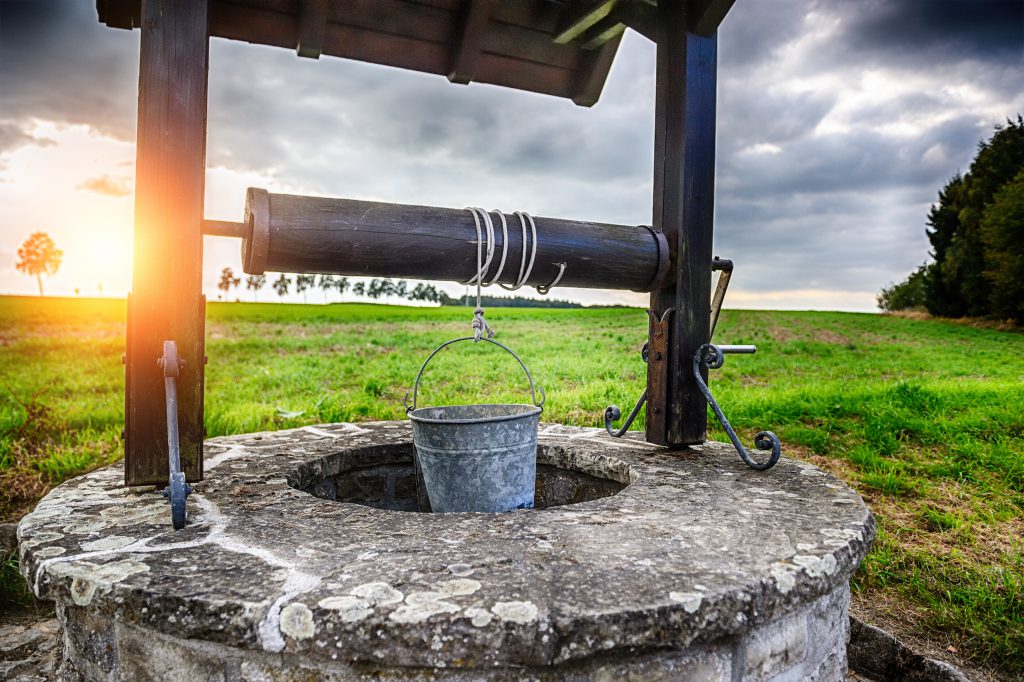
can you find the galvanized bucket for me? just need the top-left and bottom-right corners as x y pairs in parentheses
(406, 337), (545, 513)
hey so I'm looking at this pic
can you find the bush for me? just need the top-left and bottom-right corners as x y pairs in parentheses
(878, 264), (929, 312)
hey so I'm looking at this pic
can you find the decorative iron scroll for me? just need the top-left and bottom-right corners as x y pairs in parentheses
(693, 343), (781, 471)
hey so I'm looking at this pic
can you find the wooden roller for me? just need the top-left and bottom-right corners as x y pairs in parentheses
(229, 188), (670, 292)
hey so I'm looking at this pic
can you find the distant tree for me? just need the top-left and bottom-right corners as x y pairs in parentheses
(877, 264), (928, 312)
(273, 273), (291, 298)
(334, 276), (350, 299)
(218, 267), (241, 300)
(409, 283), (441, 304)
(245, 274), (266, 301)
(295, 274), (316, 303)
(367, 278), (384, 300)
(394, 280), (408, 302)
(318, 275), (336, 302)
(885, 116), (1024, 318)
(980, 170), (1024, 322)
(16, 231), (63, 296)
(352, 281), (365, 297)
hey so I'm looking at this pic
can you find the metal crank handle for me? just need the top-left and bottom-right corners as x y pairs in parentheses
(159, 340), (192, 530)
(693, 343), (780, 471)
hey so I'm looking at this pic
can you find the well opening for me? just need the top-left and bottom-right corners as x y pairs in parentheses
(290, 442), (631, 512)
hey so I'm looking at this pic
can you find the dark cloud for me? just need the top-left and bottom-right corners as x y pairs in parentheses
(0, 0), (139, 140)
(836, 0), (1024, 65)
(1, 0), (1021, 306)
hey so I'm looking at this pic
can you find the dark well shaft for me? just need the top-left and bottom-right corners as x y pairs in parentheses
(228, 189), (669, 292)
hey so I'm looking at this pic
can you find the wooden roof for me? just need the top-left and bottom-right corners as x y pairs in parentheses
(97, 0), (733, 107)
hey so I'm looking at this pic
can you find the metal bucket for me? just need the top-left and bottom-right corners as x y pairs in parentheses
(406, 337), (545, 513)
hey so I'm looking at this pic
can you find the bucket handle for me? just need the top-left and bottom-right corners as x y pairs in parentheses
(405, 336), (545, 413)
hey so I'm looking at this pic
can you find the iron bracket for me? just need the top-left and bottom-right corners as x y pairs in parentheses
(693, 343), (781, 470)
(605, 343), (649, 436)
(158, 340), (192, 529)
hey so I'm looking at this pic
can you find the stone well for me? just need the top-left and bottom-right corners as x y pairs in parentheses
(18, 422), (874, 681)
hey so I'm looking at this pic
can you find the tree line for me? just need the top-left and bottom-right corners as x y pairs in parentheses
(217, 269), (584, 307)
(217, 269), (446, 304)
(879, 116), (1024, 322)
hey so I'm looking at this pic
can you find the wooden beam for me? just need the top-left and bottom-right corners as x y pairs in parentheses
(614, 0), (657, 43)
(647, 2), (718, 446)
(126, 0), (208, 486)
(578, 15), (626, 50)
(572, 32), (622, 107)
(448, 0), (495, 84)
(554, 0), (618, 45)
(688, 0), (735, 37)
(296, 0), (328, 58)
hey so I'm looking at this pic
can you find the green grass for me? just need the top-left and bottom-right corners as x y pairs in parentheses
(1, 296), (1022, 675)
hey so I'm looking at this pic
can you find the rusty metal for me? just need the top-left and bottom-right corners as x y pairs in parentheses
(158, 340), (192, 529)
(710, 257), (733, 337)
(692, 343), (780, 470)
(643, 308), (674, 441)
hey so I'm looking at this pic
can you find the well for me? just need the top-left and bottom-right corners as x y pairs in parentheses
(18, 422), (874, 681)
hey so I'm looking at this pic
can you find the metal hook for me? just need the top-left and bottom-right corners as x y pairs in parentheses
(693, 343), (780, 471)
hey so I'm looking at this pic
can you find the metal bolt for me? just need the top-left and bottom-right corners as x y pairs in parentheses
(654, 352), (663, 361)
(652, 407), (660, 414)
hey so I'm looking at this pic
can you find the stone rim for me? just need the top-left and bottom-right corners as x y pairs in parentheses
(18, 421), (875, 669)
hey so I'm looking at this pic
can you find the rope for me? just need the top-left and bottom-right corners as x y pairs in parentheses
(536, 262), (566, 295)
(464, 207), (496, 342)
(462, 207), (568, 338)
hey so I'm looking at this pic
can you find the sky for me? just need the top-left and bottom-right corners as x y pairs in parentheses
(0, 0), (1021, 310)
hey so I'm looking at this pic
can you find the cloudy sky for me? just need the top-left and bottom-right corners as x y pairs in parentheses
(0, 0), (1021, 310)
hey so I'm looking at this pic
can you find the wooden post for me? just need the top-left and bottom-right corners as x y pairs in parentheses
(647, 2), (718, 446)
(125, 0), (209, 486)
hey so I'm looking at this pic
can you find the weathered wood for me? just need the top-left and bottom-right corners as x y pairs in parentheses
(126, 0), (208, 486)
(578, 17), (626, 50)
(688, 0), (736, 37)
(100, 0), (618, 106)
(296, 0), (328, 58)
(241, 190), (668, 293)
(647, 3), (718, 447)
(448, 0), (495, 84)
(572, 32), (623, 107)
(554, 1), (618, 45)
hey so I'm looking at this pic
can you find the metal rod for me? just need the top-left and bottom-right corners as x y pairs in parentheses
(717, 345), (756, 354)
(202, 219), (247, 238)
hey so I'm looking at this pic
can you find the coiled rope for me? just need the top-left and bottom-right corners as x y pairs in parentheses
(462, 207), (568, 340)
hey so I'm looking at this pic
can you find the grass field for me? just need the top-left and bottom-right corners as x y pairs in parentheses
(1, 296), (1022, 676)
